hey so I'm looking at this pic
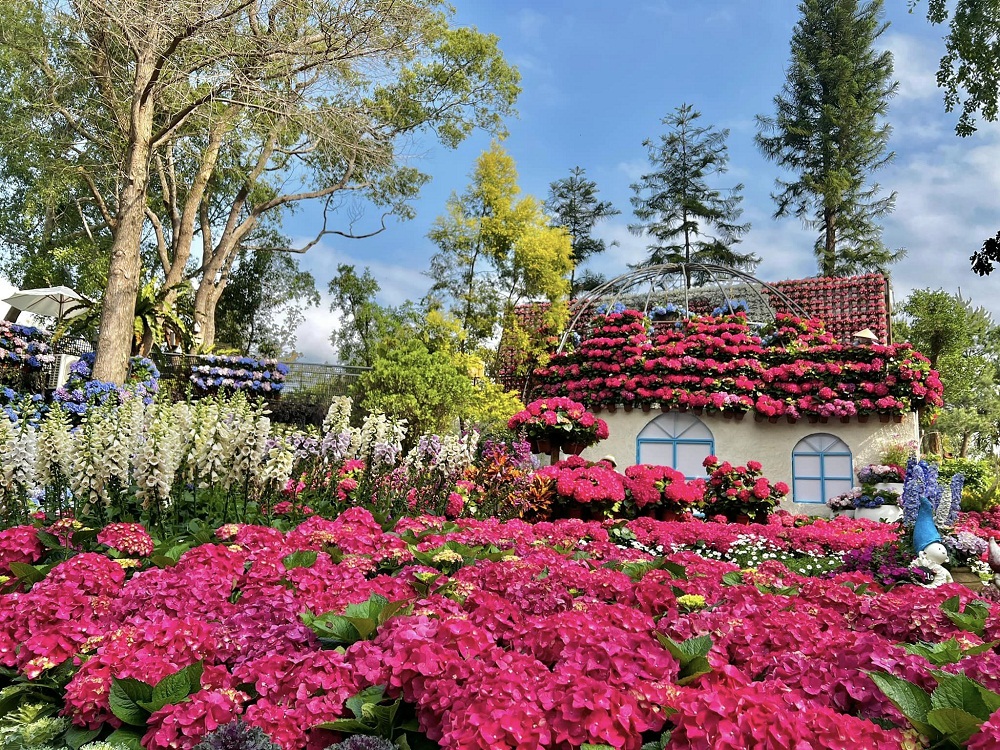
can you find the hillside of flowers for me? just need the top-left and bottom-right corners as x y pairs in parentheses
(6, 392), (1000, 749)
(7, 506), (1000, 750)
(532, 308), (943, 421)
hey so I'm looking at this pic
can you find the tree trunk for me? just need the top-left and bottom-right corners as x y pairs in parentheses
(92, 58), (157, 384)
(822, 206), (837, 277)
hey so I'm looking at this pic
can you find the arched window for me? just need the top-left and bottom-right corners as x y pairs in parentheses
(636, 413), (714, 479)
(792, 433), (854, 504)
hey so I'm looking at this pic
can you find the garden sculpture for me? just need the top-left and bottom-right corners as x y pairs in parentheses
(987, 538), (1000, 595)
(911, 496), (954, 587)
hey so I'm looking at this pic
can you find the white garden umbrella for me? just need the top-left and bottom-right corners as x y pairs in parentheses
(2, 286), (90, 323)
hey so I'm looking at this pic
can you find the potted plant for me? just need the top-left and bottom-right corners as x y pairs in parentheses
(857, 464), (905, 493)
(854, 485), (902, 523)
(507, 397), (609, 455)
(826, 490), (858, 519)
(700, 456), (789, 523)
(623, 463), (706, 521)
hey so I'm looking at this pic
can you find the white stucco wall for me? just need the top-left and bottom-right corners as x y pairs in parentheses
(576, 408), (919, 516)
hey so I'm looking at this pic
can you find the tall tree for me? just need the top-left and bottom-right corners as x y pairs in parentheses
(896, 289), (1000, 457)
(628, 104), (755, 272)
(756, 0), (901, 277)
(426, 143), (572, 356)
(0, 0), (519, 382)
(544, 167), (619, 297)
(214, 245), (320, 357)
(327, 264), (406, 368)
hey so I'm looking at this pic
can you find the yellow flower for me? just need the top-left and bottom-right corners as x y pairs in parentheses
(677, 594), (707, 611)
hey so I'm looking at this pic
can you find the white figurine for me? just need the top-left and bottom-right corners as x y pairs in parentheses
(913, 541), (953, 588)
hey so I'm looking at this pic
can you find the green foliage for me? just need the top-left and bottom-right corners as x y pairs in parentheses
(904, 638), (999, 666)
(870, 669), (1000, 747)
(896, 289), (1000, 457)
(940, 595), (990, 637)
(544, 166), (620, 297)
(655, 634), (714, 686)
(938, 457), (995, 496)
(630, 103), (755, 273)
(215, 246), (319, 357)
(427, 142), (572, 352)
(756, 0), (901, 276)
(316, 685), (420, 748)
(303, 594), (412, 648)
(328, 265), (407, 368)
(109, 662), (203, 729)
(360, 337), (475, 438)
(914, 0), (1000, 136)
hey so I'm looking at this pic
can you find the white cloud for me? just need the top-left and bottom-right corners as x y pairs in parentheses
(883, 33), (942, 104)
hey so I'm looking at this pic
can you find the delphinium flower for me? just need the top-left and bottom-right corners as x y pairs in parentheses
(900, 457), (925, 528)
(948, 472), (965, 527)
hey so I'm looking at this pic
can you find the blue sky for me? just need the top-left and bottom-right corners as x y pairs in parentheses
(285, 1), (1000, 362)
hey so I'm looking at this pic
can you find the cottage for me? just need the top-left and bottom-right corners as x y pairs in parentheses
(501, 266), (940, 515)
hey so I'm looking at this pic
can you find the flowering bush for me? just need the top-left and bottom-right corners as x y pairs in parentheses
(0, 321), (54, 374)
(856, 487), (901, 508)
(190, 354), (289, 395)
(53, 352), (159, 413)
(702, 456), (789, 521)
(623, 463), (705, 512)
(827, 490), (859, 512)
(858, 464), (904, 484)
(506, 397), (608, 449)
(537, 456), (625, 508)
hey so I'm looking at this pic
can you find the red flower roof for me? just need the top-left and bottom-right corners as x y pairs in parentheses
(497, 274), (891, 392)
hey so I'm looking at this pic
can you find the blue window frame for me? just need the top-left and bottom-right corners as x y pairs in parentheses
(636, 413), (714, 479)
(792, 433), (854, 504)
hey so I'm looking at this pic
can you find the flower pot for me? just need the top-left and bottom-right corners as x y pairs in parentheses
(807, 415), (819, 424)
(785, 415), (798, 424)
(606, 405), (617, 414)
(840, 416), (851, 424)
(623, 404), (634, 413)
(677, 405), (688, 413)
(767, 415), (779, 424)
(660, 403), (671, 413)
(878, 413), (891, 423)
(536, 437), (553, 455)
(855, 505), (902, 523)
(831, 509), (855, 520)
(950, 567), (985, 591)
(656, 508), (682, 522)
(562, 441), (586, 456)
(754, 413), (766, 423)
(528, 438), (540, 454)
(893, 414), (903, 423)
(731, 513), (752, 525)
(641, 403), (652, 413)
(819, 416), (829, 424)
(732, 411), (745, 422)
(857, 414), (870, 423)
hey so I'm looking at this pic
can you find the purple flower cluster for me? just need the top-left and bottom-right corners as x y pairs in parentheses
(190, 355), (289, 395)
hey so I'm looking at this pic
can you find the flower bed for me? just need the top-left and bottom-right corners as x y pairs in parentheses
(190, 354), (289, 395)
(533, 309), (943, 420)
(5, 510), (1000, 749)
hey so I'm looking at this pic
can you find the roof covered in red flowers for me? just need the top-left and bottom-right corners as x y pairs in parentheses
(497, 273), (891, 392)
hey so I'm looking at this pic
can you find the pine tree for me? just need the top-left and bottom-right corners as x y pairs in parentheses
(544, 167), (619, 297)
(628, 103), (755, 272)
(756, 0), (902, 277)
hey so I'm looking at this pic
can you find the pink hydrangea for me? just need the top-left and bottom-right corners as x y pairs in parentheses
(97, 523), (155, 557)
(0, 525), (43, 574)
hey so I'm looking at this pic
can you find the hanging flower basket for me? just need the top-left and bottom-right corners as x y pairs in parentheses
(536, 437), (554, 455)
(562, 441), (587, 456)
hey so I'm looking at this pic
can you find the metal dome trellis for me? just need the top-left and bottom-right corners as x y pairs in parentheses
(556, 263), (810, 353)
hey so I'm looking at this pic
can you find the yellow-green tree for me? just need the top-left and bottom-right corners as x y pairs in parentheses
(427, 143), (572, 361)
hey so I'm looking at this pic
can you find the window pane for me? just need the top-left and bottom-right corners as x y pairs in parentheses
(794, 454), (822, 477)
(676, 442), (712, 478)
(823, 478), (854, 501)
(825, 455), (853, 480)
(794, 479), (823, 504)
(638, 440), (674, 466)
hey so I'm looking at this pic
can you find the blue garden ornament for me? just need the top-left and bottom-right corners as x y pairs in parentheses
(912, 496), (942, 552)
